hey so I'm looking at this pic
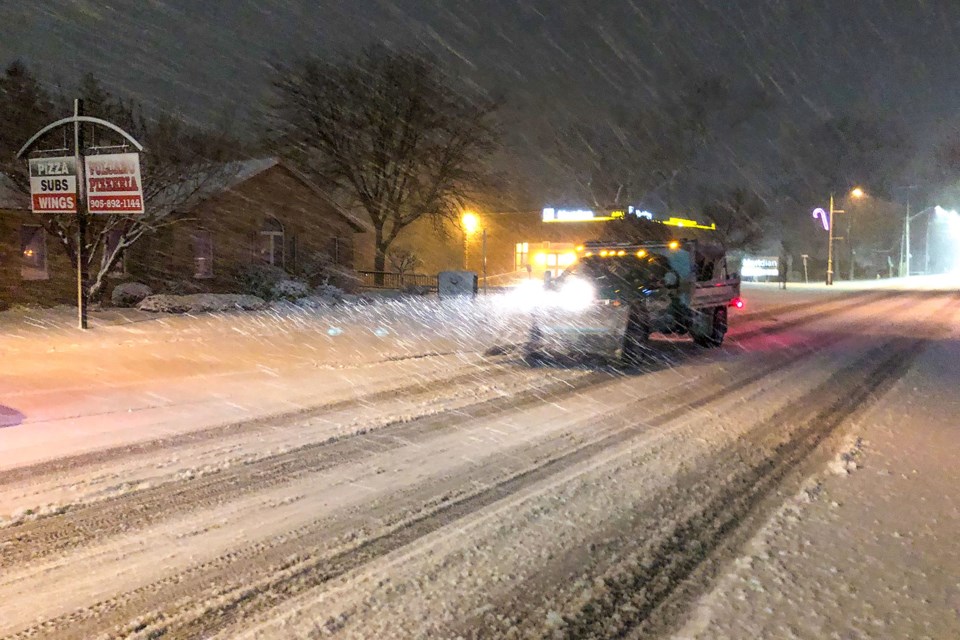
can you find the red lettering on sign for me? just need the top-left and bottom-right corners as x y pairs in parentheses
(88, 176), (139, 193)
(88, 194), (144, 214)
(32, 193), (77, 212)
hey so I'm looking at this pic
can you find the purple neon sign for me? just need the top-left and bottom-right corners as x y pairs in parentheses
(812, 207), (829, 230)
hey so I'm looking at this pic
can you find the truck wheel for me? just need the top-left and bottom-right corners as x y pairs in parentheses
(621, 305), (651, 365)
(694, 306), (727, 347)
(522, 324), (545, 365)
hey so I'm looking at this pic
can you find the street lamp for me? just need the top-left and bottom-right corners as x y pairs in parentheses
(826, 187), (865, 285)
(461, 212), (479, 235)
(461, 211), (487, 293)
(900, 205), (936, 277)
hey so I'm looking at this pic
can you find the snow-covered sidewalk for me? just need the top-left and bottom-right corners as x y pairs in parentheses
(675, 311), (960, 639)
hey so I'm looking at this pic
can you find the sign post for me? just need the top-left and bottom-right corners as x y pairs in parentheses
(74, 99), (88, 329)
(17, 100), (144, 329)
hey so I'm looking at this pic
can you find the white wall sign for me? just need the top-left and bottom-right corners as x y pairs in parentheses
(741, 257), (779, 278)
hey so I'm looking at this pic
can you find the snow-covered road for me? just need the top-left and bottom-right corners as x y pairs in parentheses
(0, 283), (957, 639)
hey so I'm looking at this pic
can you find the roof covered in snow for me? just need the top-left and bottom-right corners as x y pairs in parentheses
(153, 157), (369, 233)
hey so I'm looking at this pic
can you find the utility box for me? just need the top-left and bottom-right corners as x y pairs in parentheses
(438, 271), (478, 298)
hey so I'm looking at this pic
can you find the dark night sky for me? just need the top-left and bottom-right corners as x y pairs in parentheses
(4, 0), (960, 204)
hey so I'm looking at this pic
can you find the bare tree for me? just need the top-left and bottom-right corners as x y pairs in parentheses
(700, 187), (769, 252)
(548, 76), (766, 208)
(387, 247), (422, 276)
(1, 64), (239, 301)
(268, 47), (500, 282)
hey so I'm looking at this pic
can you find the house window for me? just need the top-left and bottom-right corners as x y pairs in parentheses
(515, 242), (529, 271)
(104, 228), (127, 276)
(258, 218), (284, 267)
(331, 237), (342, 265)
(20, 225), (47, 280)
(192, 230), (213, 279)
(329, 236), (353, 266)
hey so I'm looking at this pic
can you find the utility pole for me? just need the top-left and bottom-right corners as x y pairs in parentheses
(904, 201), (911, 277)
(481, 228), (487, 294)
(826, 194), (833, 284)
(74, 99), (88, 329)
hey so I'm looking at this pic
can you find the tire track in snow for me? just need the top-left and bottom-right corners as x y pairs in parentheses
(557, 337), (929, 640)
(471, 294), (960, 640)
(0, 354), (506, 484)
(10, 294), (925, 640)
(0, 289), (910, 568)
(0, 364), (611, 568)
(0, 287), (895, 492)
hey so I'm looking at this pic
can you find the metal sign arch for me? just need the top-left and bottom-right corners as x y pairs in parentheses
(17, 115), (144, 158)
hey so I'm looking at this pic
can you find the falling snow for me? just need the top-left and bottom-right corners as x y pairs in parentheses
(3, 3), (960, 638)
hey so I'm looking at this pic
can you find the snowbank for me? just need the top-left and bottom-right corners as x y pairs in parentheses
(111, 282), (153, 308)
(137, 293), (267, 313)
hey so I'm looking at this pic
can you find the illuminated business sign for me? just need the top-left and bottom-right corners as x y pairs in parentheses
(741, 257), (779, 278)
(541, 207), (715, 230)
(542, 206), (658, 223)
(542, 207), (599, 222)
(628, 206), (654, 220)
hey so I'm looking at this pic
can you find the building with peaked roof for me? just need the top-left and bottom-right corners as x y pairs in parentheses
(0, 158), (368, 307)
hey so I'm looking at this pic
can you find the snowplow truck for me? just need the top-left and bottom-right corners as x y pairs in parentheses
(523, 239), (742, 363)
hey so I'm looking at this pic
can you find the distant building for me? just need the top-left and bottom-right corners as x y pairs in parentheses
(0, 158), (368, 307)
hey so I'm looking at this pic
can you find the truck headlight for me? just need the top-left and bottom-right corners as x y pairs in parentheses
(497, 279), (546, 312)
(558, 278), (595, 311)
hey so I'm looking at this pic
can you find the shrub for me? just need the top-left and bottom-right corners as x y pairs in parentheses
(301, 251), (361, 293)
(270, 278), (311, 300)
(234, 264), (288, 299)
(110, 282), (153, 308)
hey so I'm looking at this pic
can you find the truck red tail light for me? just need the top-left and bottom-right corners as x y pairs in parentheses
(730, 297), (744, 309)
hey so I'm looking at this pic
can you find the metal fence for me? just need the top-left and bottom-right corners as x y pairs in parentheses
(357, 271), (439, 291)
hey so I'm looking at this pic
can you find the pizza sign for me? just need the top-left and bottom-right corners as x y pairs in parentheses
(85, 153), (145, 214)
(29, 156), (78, 213)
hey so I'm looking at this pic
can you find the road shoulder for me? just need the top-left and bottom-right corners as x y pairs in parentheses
(674, 325), (960, 639)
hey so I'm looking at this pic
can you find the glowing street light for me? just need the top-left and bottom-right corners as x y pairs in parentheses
(826, 187), (865, 285)
(461, 211), (479, 235)
(461, 211), (487, 293)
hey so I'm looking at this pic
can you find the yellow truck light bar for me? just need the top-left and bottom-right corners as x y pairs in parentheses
(662, 217), (717, 230)
(580, 241), (682, 256)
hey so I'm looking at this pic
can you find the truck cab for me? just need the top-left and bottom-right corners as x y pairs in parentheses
(524, 240), (741, 363)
